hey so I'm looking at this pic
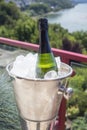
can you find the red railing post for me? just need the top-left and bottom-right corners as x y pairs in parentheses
(55, 57), (70, 130)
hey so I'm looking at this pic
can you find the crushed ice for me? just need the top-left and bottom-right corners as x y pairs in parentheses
(10, 53), (62, 79)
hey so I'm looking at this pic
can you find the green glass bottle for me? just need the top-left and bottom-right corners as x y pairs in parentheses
(36, 18), (58, 78)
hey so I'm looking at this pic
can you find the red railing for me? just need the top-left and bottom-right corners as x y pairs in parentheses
(0, 37), (87, 130)
(0, 37), (87, 64)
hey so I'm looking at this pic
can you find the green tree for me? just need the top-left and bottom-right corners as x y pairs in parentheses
(29, 3), (51, 16)
(72, 31), (87, 51)
(67, 67), (87, 119)
(0, 26), (14, 38)
(0, 1), (21, 26)
(62, 37), (82, 53)
(72, 117), (87, 130)
(15, 18), (38, 43)
(49, 23), (68, 48)
(35, 0), (72, 10)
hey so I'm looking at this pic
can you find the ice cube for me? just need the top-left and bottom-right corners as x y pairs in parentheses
(10, 55), (30, 78)
(44, 70), (58, 80)
(15, 55), (25, 62)
(10, 53), (38, 79)
(25, 53), (37, 78)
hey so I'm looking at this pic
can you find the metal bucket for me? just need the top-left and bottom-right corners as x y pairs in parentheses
(6, 62), (73, 130)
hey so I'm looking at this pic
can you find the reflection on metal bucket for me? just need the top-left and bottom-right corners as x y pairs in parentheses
(6, 62), (73, 130)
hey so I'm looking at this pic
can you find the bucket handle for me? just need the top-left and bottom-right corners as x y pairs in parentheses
(58, 80), (73, 100)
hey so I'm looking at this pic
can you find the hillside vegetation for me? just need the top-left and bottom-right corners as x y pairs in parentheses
(5, 0), (73, 9)
(23, 0), (73, 16)
(0, 0), (87, 54)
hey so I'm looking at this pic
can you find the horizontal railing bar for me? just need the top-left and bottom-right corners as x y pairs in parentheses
(52, 48), (87, 63)
(0, 37), (87, 64)
(0, 37), (39, 51)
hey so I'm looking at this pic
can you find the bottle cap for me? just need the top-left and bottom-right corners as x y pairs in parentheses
(38, 18), (48, 30)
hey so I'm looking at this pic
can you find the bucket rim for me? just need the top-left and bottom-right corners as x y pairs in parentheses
(6, 62), (73, 82)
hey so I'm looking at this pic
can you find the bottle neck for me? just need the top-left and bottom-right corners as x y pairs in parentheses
(39, 29), (51, 53)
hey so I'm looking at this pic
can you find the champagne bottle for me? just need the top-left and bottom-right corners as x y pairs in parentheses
(36, 18), (58, 78)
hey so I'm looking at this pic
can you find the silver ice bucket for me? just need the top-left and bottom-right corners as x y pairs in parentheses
(6, 62), (73, 130)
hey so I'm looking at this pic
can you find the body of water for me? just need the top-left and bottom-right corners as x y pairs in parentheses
(47, 3), (87, 32)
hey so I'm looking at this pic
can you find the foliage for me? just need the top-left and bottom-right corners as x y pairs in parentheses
(67, 66), (87, 119)
(67, 106), (79, 119)
(70, 66), (87, 91)
(35, 0), (73, 10)
(72, 117), (87, 130)
(84, 111), (87, 123)
(67, 91), (87, 116)
(0, 26), (15, 38)
(14, 18), (38, 43)
(0, 1), (21, 26)
(22, 0), (73, 16)
(62, 37), (82, 53)
(72, 31), (87, 51)
(49, 24), (69, 48)
(29, 3), (51, 16)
